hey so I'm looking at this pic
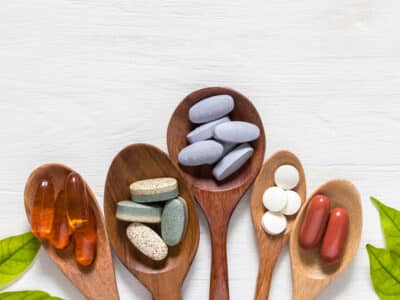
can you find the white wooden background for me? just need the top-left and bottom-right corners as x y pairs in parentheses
(1, 0), (399, 299)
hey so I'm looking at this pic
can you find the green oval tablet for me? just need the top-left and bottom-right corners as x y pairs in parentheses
(161, 197), (188, 246)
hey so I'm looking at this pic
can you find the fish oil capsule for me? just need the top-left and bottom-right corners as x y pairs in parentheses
(50, 192), (72, 250)
(74, 207), (97, 267)
(65, 172), (89, 229)
(31, 177), (56, 239)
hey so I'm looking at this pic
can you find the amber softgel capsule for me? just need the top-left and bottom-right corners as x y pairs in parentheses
(31, 177), (56, 239)
(50, 191), (72, 250)
(65, 172), (89, 229)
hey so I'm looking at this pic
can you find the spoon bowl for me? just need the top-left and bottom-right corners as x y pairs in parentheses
(24, 163), (119, 300)
(251, 150), (306, 300)
(103, 143), (199, 300)
(167, 87), (266, 300)
(289, 179), (362, 300)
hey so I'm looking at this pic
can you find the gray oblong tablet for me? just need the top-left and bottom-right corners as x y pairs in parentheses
(212, 143), (254, 181)
(116, 201), (162, 223)
(178, 140), (224, 166)
(161, 197), (188, 246)
(220, 141), (237, 156)
(187, 117), (231, 144)
(189, 95), (234, 124)
(214, 121), (260, 143)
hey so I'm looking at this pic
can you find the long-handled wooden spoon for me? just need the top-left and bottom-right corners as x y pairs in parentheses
(251, 150), (306, 300)
(103, 143), (199, 300)
(290, 179), (362, 300)
(24, 163), (119, 300)
(167, 87), (266, 300)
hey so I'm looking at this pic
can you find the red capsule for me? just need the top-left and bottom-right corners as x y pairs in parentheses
(320, 208), (349, 263)
(74, 207), (97, 267)
(65, 172), (89, 229)
(299, 194), (330, 249)
(50, 191), (72, 250)
(31, 177), (56, 239)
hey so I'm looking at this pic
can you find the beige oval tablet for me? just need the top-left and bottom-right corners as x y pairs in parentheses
(130, 177), (178, 203)
(126, 223), (168, 261)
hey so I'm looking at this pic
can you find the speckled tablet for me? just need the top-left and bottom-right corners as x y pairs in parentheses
(126, 223), (168, 261)
(161, 197), (188, 246)
(130, 177), (178, 203)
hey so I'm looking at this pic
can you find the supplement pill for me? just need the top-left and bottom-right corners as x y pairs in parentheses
(274, 165), (300, 190)
(189, 94), (234, 124)
(263, 186), (287, 212)
(65, 172), (90, 229)
(299, 194), (330, 249)
(261, 212), (287, 235)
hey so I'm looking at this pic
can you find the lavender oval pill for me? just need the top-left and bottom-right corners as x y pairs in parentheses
(178, 140), (224, 166)
(187, 117), (231, 144)
(212, 143), (254, 181)
(189, 95), (234, 124)
(214, 121), (260, 143)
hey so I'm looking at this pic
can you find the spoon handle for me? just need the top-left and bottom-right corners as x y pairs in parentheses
(209, 223), (230, 300)
(254, 249), (280, 299)
(151, 289), (182, 300)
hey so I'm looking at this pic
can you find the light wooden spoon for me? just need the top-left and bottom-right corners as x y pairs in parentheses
(103, 143), (200, 300)
(24, 163), (119, 300)
(167, 87), (266, 300)
(289, 179), (362, 300)
(251, 150), (306, 300)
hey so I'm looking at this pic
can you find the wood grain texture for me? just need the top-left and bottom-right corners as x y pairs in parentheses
(167, 87), (266, 300)
(290, 180), (362, 300)
(103, 143), (199, 300)
(251, 151), (306, 300)
(0, 0), (399, 298)
(24, 164), (119, 300)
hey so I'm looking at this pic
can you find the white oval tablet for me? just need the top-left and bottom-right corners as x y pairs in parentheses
(274, 165), (300, 190)
(281, 190), (302, 216)
(262, 186), (287, 212)
(261, 212), (287, 235)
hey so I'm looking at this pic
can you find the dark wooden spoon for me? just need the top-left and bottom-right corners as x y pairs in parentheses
(24, 163), (119, 300)
(103, 143), (200, 300)
(167, 87), (266, 300)
(250, 151), (306, 300)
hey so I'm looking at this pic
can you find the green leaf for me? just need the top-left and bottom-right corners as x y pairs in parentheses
(366, 244), (400, 300)
(0, 290), (63, 300)
(0, 232), (40, 289)
(371, 197), (400, 254)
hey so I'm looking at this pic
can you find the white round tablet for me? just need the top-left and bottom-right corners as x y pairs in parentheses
(262, 186), (287, 212)
(274, 164), (300, 190)
(281, 190), (302, 216)
(261, 212), (287, 235)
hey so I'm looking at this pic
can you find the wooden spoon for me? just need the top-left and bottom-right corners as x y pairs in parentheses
(24, 163), (119, 300)
(250, 150), (306, 300)
(167, 87), (266, 300)
(103, 143), (200, 300)
(289, 179), (362, 300)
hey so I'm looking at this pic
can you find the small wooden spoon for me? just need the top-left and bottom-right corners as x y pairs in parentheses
(24, 163), (119, 300)
(251, 150), (306, 300)
(167, 87), (266, 300)
(103, 143), (199, 300)
(289, 179), (362, 300)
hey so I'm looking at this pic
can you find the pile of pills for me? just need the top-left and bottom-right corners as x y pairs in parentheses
(299, 194), (349, 263)
(178, 95), (261, 181)
(115, 177), (188, 261)
(261, 165), (302, 235)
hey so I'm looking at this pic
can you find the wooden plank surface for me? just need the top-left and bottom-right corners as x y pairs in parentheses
(1, 0), (399, 299)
